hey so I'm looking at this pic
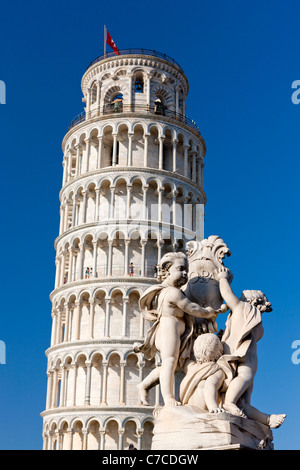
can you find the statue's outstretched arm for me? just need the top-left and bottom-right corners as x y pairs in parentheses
(217, 268), (240, 311)
(172, 289), (218, 319)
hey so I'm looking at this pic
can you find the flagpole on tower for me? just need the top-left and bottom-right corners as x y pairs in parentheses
(104, 25), (107, 57)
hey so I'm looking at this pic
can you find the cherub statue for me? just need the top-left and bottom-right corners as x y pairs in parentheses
(134, 252), (226, 407)
(179, 333), (226, 413)
(216, 266), (286, 428)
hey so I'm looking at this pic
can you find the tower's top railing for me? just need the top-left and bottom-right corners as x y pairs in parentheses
(87, 49), (184, 72)
(67, 105), (201, 135)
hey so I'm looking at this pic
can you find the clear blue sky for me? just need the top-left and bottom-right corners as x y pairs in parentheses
(0, 0), (299, 450)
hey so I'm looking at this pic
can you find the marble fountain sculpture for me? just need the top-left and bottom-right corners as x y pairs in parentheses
(134, 236), (286, 450)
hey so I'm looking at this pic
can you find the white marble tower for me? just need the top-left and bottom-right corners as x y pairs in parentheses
(41, 49), (207, 450)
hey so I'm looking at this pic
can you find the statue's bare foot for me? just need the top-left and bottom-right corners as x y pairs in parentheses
(138, 384), (150, 406)
(164, 397), (182, 407)
(268, 414), (286, 428)
(209, 407), (226, 414)
(223, 403), (247, 418)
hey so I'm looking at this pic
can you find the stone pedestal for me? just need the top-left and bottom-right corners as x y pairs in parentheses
(151, 405), (273, 450)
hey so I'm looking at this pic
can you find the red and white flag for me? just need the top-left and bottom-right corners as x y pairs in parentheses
(105, 28), (120, 55)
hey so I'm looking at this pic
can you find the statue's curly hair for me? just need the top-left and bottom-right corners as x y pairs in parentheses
(157, 251), (187, 282)
(193, 333), (223, 363)
(240, 290), (267, 305)
(240, 290), (272, 311)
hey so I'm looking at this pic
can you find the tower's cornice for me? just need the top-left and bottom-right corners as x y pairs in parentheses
(44, 337), (151, 358)
(58, 166), (207, 203)
(40, 405), (155, 419)
(62, 108), (204, 147)
(49, 276), (158, 302)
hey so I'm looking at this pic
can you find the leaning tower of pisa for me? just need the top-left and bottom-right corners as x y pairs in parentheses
(41, 49), (207, 450)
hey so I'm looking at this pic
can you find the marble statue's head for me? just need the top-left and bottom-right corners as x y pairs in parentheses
(240, 290), (272, 312)
(158, 252), (188, 288)
(193, 333), (223, 364)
